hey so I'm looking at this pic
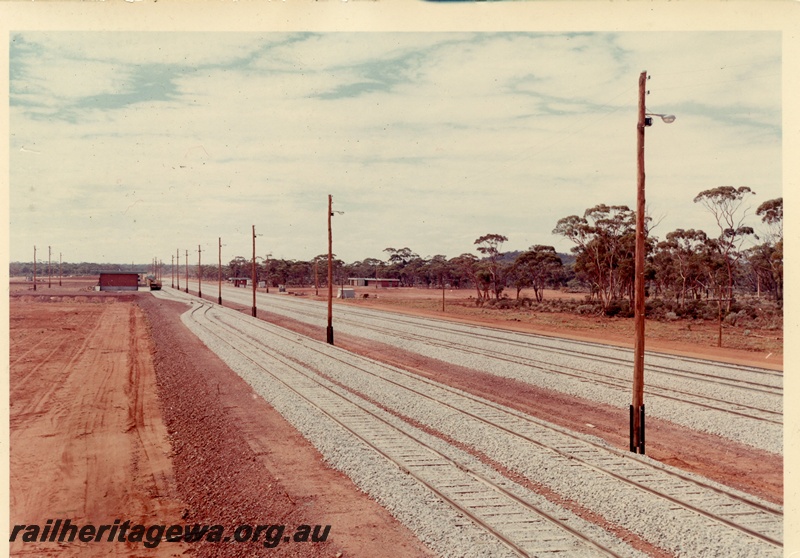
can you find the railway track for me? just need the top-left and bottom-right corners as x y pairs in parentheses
(161, 289), (783, 557)
(320, 310), (781, 423)
(267, 294), (781, 397)
(182, 297), (631, 558)
(228, 291), (783, 436)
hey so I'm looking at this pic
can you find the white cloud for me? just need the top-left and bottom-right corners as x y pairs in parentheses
(9, 30), (782, 264)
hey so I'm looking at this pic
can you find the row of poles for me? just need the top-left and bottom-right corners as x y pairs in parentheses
(27, 72), (662, 453)
(30, 245), (62, 290)
(167, 195), (339, 345)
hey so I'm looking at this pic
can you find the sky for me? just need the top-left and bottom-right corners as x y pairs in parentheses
(7, 11), (785, 266)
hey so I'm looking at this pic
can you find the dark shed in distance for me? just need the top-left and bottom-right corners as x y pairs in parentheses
(98, 272), (140, 291)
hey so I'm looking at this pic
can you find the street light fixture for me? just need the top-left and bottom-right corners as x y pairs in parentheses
(197, 245), (203, 299)
(251, 226), (264, 317)
(218, 237), (225, 305)
(185, 249), (189, 294)
(327, 195), (344, 345)
(327, 195), (334, 344)
(645, 112), (676, 126)
(632, 71), (675, 455)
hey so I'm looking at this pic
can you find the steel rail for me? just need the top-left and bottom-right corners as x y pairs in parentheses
(186, 300), (624, 558)
(201, 298), (783, 548)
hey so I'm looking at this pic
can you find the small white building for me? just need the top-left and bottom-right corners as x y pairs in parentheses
(347, 277), (400, 288)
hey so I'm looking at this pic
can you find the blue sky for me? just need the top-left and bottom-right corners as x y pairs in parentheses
(7, 17), (785, 266)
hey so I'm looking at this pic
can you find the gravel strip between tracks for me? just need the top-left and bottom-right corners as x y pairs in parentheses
(259, 295), (782, 455)
(177, 300), (516, 558)
(174, 294), (780, 558)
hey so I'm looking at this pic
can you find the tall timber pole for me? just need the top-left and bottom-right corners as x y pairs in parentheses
(197, 244), (203, 299)
(185, 249), (189, 294)
(252, 225), (257, 317)
(327, 195), (334, 345)
(631, 70), (647, 454)
(218, 237), (223, 305)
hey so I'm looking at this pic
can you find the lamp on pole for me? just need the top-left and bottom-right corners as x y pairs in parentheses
(197, 244), (203, 299)
(251, 226), (263, 317)
(218, 237), (224, 305)
(185, 249), (189, 294)
(631, 70), (675, 454)
(265, 253), (271, 294)
(327, 195), (334, 344)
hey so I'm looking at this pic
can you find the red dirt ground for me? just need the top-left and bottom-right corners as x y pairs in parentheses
(8, 278), (783, 558)
(8, 284), (434, 558)
(9, 295), (188, 557)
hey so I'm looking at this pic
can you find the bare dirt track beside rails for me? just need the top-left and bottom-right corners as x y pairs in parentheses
(10, 278), (783, 557)
(9, 293), (187, 557)
(9, 283), (434, 558)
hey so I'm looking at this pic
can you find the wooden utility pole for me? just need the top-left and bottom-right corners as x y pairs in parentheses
(176, 249), (180, 291)
(327, 195), (334, 345)
(218, 237), (223, 305)
(442, 277), (446, 312)
(185, 249), (189, 294)
(252, 225), (257, 317)
(171, 255), (175, 288)
(33, 245), (37, 291)
(59, 253), (62, 286)
(197, 244), (203, 299)
(631, 70), (647, 454)
(314, 258), (319, 296)
(48, 246), (52, 288)
(265, 254), (270, 294)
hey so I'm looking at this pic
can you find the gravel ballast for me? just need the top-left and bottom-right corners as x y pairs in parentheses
(247, 293), (782, 455)
(167, 291), (782, 558)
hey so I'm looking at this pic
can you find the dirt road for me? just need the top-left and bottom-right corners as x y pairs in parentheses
(8, 282), (783, 557)
(9, 291), (434, 558)
(9, 296), (186, 557)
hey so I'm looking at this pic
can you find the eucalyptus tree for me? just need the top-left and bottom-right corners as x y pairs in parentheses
(693, 186), (756, 311)
(653, 229), (709, 307)
(451, 253), (483, 300)
(383, 247), (420, 286)
(512, 245), (563, 302)
(553, 205), (636, 310)
(474, 234), (508, 300)
(228, 256), (248, 278)
(751, 197), (783, 303)
(424, 255), (449, 287)
(756, 197), (783, 243)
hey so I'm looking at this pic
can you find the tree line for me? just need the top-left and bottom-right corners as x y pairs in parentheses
(11, 188), (782, 318)
(552, 188), (782, 314)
